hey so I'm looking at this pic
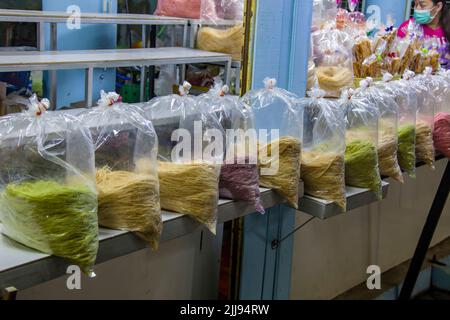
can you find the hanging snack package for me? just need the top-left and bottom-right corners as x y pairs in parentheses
(403, 71), (436, 168)
(312, 28), (355, 98)
(79, 91), (162, 250)
(196, 0), (244, 61)
(356, 77), (403, 183)
(431, 70), (450, 158)
(0, 96), (98, 276)
(377, 75), (418, 177)
(299, 88), (347, 210)
(141, 82), (221, 233)
(340, 89), (382, 199)
(353, 34), (372, 78)
(154, 0), (216, 19)
(242, 78), (303, 209)
(199, 79), (264, 214)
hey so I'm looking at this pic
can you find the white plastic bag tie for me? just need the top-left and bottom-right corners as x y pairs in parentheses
(179, 81), (192, 96)
(26, 94), (50, 117)
(424, 67), (433, 77)
(263, 77), (277, 90)
(402, 70), (415, 81)
(382, 72), (394, 82)
(98, 90), (121, 107)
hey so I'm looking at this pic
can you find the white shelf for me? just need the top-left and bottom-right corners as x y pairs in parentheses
(0, 48), (232, 72)
(0, 48), (232, 107)
(299, 181), (390, 220)
(0, 183), (303, 291)
(0, 9), (188, 25)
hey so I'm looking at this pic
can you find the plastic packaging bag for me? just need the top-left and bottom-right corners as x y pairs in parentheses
(201, 0), (244, 21)
(0, 95), (98, 276)
(312, 28), (355, 97)
(312, 0), (339, 30)
(404, 71), (435, 169)
(356, 78), (403, 183)
(429, 70), (450, 158)
(340, 89), (382, 199)
(154, 0), (214, 19)
(141, 82), (222, 233)
(196, 0), (244, 60)
(241, 78), (303, 209)
(196, 24), (244, 60)
(79, 91), (162, 250)
(377, 75), (418, 177)
(199, 80), (264, 214)
(299, 87), (346, 210)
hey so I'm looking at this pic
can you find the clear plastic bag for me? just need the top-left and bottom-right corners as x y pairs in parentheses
(154, 0), (204, 19)
(356, 78), (403, 183)
(0, 95), (98, 276)
(199, 80), (264, 214)
(241, 78), (303, 209)
(196, 24), (244, 61)
(312, 28), (355, 98)
(377, 75), (418, 177)
(201, 0), (244, 22)
(141, 82), (222, 233)
(299, 87), (346, 210)
(79, 91), (162, 250)
(312, 0), (339, 30)
(428, 70), (450, 158)
(196, 0), (244, 60)
(340, 89), (382, 199)
(404, 71), (436, 169)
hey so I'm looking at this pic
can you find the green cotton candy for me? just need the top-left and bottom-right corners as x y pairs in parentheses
(345, 140), (382, 199)
(397, 125), (416, 177)
(0, 180), (99, 275)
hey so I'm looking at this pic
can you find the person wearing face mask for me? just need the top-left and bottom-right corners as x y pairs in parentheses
(398, 0), (449, 41)
(398, 0), (450, 68)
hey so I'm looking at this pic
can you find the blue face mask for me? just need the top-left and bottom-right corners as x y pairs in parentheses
(414, 8), (436, 25)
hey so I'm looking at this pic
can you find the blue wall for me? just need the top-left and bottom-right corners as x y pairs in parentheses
(43, 0), (117, 109)
(239, 0), (312, 300)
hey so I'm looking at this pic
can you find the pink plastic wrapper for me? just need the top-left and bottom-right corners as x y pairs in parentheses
(154, 0), (217, 19)
(434, 112), (450, 158)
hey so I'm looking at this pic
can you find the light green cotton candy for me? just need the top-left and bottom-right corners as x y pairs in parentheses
(0, 180), (99, 275)
(345, 140), (382, 199)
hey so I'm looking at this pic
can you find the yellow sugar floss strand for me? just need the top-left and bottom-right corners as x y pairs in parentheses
(196, 25), (244, 60)
(96, 167), (162, 250)
(258, 136), (301, 209)
(301, 151), (346, 210)
(415, 121), (435, 168)
(157, 161), (220, 234)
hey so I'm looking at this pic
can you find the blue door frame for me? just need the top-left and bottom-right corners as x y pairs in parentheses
(239, 0), (312, 300)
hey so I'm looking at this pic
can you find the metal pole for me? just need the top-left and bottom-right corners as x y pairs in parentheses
(182, 22), (189, 48)
(85, 67), (94, 108)
(398, 161), (450, 300)
(148, 25), (157, 99)
(50, 23), (57, 110)
(37, 22), (45, 51)
(140, 66), (146, 102)
(224, 59), (232, 87)
(140, 25), (147, 102)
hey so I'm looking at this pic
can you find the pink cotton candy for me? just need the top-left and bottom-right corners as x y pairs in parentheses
(219, 158), (265, 214)
(154, 0), (218, 19)
(433, 112), (450, 158)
